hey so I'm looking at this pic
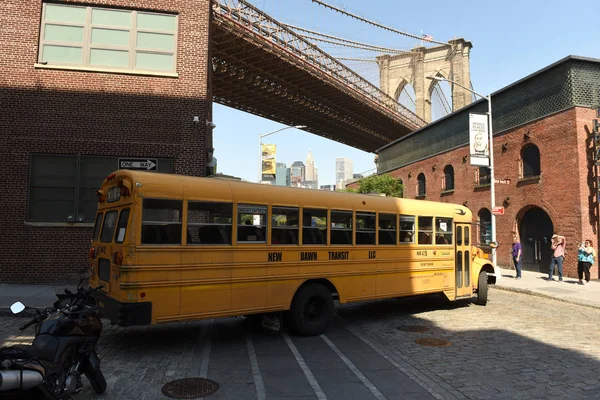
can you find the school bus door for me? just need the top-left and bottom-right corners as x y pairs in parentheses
(455, 224), (472, 298)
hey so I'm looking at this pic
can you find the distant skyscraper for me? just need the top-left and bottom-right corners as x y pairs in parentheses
(335, 157), (353, 184)
(314, 167), (319, 187)
(290, 161), (305, 182)
(275, 162), (289, 186)
(305, 150), (315, 182)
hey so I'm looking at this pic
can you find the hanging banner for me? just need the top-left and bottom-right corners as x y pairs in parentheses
(261, 144), (276, 181)
(469, 113), (490, 167)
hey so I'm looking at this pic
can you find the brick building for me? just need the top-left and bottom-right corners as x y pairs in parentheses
(373, 56), (600, 279)
(0, 0), (213, 283)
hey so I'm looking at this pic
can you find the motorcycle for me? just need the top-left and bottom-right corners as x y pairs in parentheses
(0, 269), (107, 399)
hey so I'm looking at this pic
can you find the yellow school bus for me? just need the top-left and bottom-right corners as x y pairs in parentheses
(89, 170), (495, 336)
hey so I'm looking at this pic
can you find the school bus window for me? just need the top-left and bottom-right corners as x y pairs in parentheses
(331, 210), (352, 245)
(302, 208), (327, 245)
(435, 217), (453, 244)
(356, 212), (376, 245)
(418, 216), (434, 245)
(456, 226), (463, 246)
(378, 213), (396, 245)
(399, 215), (415, 243)
(141, 199), (182, 245)
(464, 226), (470, 246)
(237, 204), (267, 243)
(100, 210), (118, 243)
(115, 208), (130, 244)
(187, 202), (232, 245)
(92, 212), (104, 241)
(271, 206), (299, 245)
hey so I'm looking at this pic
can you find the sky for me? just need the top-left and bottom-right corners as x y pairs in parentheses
(213, 0), (600, 186)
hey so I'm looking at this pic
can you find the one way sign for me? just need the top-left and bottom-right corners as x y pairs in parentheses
(118, 158), (158, 171)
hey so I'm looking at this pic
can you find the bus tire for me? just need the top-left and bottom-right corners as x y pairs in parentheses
(475, 271), (488, 306)
(290, 283), (333, 336)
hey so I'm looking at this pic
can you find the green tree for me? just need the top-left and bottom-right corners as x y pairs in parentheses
(353, 174), (403, 197)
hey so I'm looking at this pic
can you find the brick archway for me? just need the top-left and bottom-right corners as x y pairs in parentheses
(517, 205), (554, 273)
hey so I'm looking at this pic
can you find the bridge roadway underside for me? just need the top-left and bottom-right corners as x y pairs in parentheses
(210, 22), (417, 153)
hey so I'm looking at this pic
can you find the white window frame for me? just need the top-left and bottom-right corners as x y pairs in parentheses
(37, 3), (178, 75)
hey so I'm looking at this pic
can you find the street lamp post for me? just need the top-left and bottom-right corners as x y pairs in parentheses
(427, 76), (499, 280)
(258, 125), (307, 183)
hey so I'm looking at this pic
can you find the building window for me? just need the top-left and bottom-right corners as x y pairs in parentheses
(478, 208), (492, 245)
(187, 202), (233, 245)
(443, 165), (454, 190)
(416, 173), (426, 197)
(521, 144), (541, 178)
(28, 154), (173, 223)
(477, 167), (491, 185)
(39, 3), (178, 73)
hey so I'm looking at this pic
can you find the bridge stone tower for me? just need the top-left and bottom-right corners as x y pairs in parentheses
(377, 38), (473, 123)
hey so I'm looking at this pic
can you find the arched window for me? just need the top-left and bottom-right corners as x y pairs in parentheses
(478, 166), (490, 185)
(417, 173), (426, 197)
(478, 208), (492, 245)
(443, 165), (454, 190)
(398, 179), (404, 198)
(521, 144), (541, 178)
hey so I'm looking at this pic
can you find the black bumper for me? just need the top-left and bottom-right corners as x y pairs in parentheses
(92, 291), (152, 326)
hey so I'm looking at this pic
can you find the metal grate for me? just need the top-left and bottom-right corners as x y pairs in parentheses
(161, 378), (219, 399)
(378, 58), (600, 172)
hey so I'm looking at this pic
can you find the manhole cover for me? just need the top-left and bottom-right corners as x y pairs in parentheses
(397, 325), (431, 333)
(161, 378), (219, 399)
(415, 338), (452, 347)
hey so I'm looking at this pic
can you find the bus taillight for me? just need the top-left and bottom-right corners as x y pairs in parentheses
(89, 247), (96, 259)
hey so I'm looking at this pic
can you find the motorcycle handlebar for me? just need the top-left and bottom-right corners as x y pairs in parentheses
(18, 286), (103, 330)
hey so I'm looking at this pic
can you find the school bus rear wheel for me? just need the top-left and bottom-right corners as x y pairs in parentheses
(290, 283), (334, 336)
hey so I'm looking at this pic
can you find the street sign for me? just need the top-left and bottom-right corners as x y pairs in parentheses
(494, 178), (511, 184)
(118, 158), (158, 171)
(492, 206), (505, 215)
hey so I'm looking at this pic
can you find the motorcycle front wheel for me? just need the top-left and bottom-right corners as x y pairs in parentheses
(83, 367), (106, 394)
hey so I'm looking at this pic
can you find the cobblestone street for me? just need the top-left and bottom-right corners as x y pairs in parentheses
(1, 288), (599, 399)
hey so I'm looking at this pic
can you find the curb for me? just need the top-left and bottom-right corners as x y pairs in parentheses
(492, 285), (600, 310)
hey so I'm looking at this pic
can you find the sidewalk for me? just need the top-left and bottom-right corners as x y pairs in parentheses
(494, 267), (600, 309)
(1, 269), (600, 314)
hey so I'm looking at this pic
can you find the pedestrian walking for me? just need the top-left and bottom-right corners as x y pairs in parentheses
(511, 234), (522, 279)
(549, 233), (566, 281)
(577, 239), (596, 285)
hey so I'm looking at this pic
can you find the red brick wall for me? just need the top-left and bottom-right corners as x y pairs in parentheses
(0, 0), (211, 283)
(369, 108), (599, 279)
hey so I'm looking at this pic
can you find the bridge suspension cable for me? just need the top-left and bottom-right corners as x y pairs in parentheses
(299, 34), (408, 54)
(285, 24), (410, 54)
(310, 0), (447, 46)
